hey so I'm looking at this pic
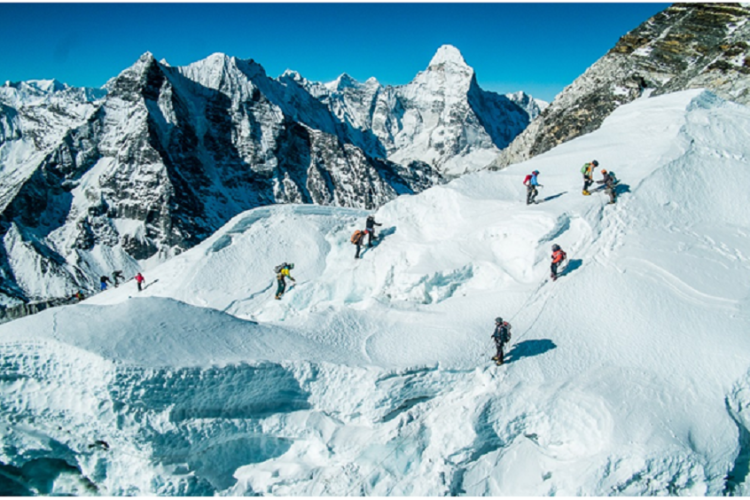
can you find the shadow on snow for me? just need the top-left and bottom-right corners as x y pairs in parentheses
(541, 191), (567, 203)
(560, 259), (583, 277)
(359, 226), (397, 258)
(506, 339), (557, 364)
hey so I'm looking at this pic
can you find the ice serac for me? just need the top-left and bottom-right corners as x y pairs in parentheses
(490, 3), (750, 169)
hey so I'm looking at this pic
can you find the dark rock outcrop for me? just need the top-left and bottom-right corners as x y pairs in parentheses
(491, 3), (750, 168)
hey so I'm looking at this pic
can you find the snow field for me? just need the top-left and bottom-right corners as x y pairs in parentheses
(2, 89), (750, 494)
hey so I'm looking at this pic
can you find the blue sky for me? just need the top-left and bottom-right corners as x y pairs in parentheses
(0, 3), (669, 102)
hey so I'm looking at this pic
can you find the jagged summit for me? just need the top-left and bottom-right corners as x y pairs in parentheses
(26, 79), (66, 93)
(325, 73), (360, 91)
(409, 44), (475, 96)
(138, 51), (156, 64)
(281, 69), (303, 81)
(0, 79), (68, 98)
(428, 44), (469, 69)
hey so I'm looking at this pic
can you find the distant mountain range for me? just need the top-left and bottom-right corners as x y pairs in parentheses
(0, 45), (543, 306)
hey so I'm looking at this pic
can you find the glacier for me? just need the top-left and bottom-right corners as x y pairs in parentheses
(0, 89), (750, 495)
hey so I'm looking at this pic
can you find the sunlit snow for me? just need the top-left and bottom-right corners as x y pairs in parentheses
(1, 90), (750, 496)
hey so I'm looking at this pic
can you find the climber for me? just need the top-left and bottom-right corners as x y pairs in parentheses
(551, 244), (567, 281)
(597, 169), (617, 204)
(274, 263), (296, 300)
(491, 317), (512, 365)
(523, 170), (541, 205)
(581, 160), (599, 195)
(365, 215), (382, 247)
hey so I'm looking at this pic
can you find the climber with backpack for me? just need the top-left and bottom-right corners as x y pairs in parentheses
(596, 169), (618, 204)
(274, 263), (296, 300)
(523, 170), (542, 205)
(365, 215), (382, 247)
(351, 229), (366, 259)
(491, 317), (512, 366)
(550, 244), (567, 281)
(581, 160), (599, 195)
(111, 270), (124, 287)
(99, 275), (111, 291)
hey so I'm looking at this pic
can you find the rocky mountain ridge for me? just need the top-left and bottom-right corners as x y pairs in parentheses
(491, 2), (750, 169)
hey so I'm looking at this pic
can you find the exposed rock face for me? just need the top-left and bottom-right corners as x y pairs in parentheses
(0, 47), (536, 305)
(491, 3), (750, 169)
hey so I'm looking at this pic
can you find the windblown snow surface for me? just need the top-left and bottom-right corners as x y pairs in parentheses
(2, 89), (750, 496)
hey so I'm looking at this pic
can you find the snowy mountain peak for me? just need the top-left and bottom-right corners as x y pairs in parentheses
(326, 73), (360, 91)
(233, 57), (267, 81)
(27, 79), (67, 94)
(279, 69), (309, 89)
(113, 51), (160, 84)
(281, 69), (302, 81)
(138, 51), (156, 64)
(0, 79), (68, 102)
(428, 45), (469, 70)
(412, 44), (475, 92)
(204, 52), (232, 67)
(176, 53), (267, 94)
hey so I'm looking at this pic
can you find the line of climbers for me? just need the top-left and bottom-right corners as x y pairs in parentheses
(491, 242), (567, 366)
(274, 159), (617, 363)
(274, 215), (384, 300)
(523, 160), (620, 205)
(69, 271), (146, 304)
(98, 271), (146, 292)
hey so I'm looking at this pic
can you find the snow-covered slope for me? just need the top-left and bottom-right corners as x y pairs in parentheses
(1, 89), (750, 495)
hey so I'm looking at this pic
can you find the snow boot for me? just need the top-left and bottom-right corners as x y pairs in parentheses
(582, 190), (591, 196)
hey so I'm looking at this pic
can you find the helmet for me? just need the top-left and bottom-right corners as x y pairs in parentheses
(532, 170), (539, 175)
(495, 317), (503, 324)
(552, 244), (560, 251)
(288, 263), (295, 269)
(592, 160), (599, 167)
(601, 169), (607, 174)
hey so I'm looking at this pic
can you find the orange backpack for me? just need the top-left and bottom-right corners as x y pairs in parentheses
(351, 230), (364, 245)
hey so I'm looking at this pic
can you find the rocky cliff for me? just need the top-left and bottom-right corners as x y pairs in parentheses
(491, 3), (750, 168)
